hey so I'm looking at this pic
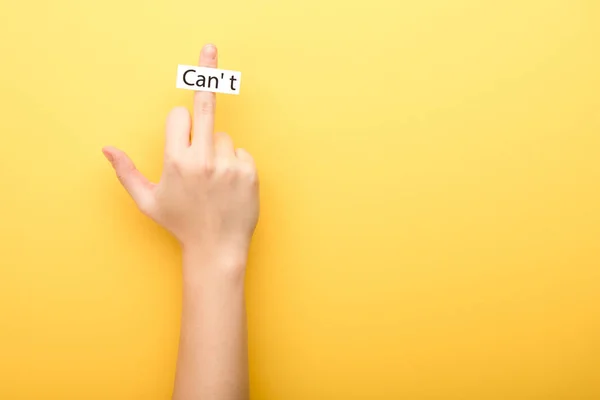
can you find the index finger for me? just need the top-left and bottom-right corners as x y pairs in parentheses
(191, 44), (218, 157)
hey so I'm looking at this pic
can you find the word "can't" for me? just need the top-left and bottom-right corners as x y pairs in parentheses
(176, 64), (242, 95)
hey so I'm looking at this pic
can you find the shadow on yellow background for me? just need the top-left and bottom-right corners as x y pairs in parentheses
(0, 0), (599, 399)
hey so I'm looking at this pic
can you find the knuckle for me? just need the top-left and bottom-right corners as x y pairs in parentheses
(215, 131), (229, 140)
(168, 154), (214, 177)
(236, 148), (254, 160)
(216, 158), (236, 177)
(166, 155), (185, 173)
(241, 163), (258, 184)
(194, 159), (215, 176)
(245, 153), (256, 164)
(198, 99), (215, 115)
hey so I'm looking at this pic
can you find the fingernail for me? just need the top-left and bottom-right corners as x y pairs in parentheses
(202, 44), (217, 59)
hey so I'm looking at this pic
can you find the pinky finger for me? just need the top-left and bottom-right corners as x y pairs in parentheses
(235, 148), (255, 165)
(236, 148), (259, 185)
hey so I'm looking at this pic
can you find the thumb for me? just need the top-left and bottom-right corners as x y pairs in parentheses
(102, 146), (155, 215)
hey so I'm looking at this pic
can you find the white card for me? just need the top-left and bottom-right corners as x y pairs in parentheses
(176, 65), (241, 95)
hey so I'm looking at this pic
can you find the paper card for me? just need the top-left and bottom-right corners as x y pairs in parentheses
(175, 64), (241, 95)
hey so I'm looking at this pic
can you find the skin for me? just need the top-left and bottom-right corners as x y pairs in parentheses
(102, 44), (258, 400)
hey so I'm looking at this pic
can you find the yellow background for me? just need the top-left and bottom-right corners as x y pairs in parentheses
(0, 0), (599, 398)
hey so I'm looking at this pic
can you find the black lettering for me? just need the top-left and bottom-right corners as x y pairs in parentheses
(208, 76), (218, 89)
(183, 69), (195, 86)
(196, 75), (206, 87)
(229, 75), (238, 91)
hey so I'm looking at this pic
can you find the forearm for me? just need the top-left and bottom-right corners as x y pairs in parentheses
(172, 246), (249, 400)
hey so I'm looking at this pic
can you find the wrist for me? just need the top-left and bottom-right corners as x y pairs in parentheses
(181, 241), (248, 284)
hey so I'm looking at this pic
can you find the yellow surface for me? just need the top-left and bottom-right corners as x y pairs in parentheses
(0, 0), (599, 398)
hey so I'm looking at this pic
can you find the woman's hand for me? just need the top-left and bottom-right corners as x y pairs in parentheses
(104, 44), (254, 400)
(102, 44), (259, 274)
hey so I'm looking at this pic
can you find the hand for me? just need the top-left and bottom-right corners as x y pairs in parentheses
(102, 44), (259, 273)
